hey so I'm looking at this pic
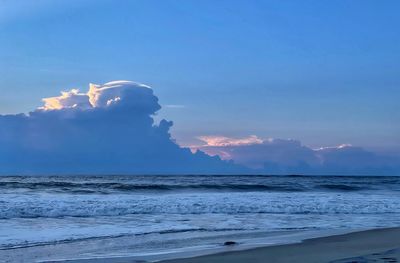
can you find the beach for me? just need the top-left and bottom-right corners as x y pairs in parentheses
(62, 227), (400, 263)
(160, 227), (400, 263)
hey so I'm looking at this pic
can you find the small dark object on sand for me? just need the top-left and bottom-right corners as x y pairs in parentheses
(224, 241), (237, 246)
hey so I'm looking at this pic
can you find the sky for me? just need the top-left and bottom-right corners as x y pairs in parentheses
(0, 0), (399, 174)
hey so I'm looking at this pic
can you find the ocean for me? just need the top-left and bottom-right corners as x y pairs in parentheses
(1, 175), (400, 262)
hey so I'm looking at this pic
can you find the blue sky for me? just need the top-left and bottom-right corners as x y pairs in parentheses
(1, 0), (399, 154)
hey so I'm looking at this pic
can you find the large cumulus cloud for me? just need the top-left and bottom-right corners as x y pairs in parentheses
(0, 81), (245, 175)
(195, 136), (400, 175)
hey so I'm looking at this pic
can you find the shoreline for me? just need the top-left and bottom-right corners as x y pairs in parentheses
(47, 227), (400, 263)
(160, 227), (400, 263)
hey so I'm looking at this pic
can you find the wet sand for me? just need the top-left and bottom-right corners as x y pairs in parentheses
(160, 227), (400, 263)
(57, 227), (400, 263)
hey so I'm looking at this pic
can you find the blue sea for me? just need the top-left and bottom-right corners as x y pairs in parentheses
(1, 175), (400, 262)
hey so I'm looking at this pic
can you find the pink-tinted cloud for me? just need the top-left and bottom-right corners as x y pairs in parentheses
(194, 136), (400, 175)
(197, 135), (263, 147)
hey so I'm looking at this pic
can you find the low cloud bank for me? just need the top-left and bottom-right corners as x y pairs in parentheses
(195, 136), (400, 175)
(1, 81), (398, 175)
(0, 81), (244, 175)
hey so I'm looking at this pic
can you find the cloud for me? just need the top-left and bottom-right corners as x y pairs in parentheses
(0, 81), (245, 175)
(1, 81), (398, 175)
(198, 135), (263, 147)
(40, 81), (157, 111)
(41, 89), (92, 110)
(195, 136), (400, 175)
(314, 145), (399, 175)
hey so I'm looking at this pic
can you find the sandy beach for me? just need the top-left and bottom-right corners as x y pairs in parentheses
(51, 227), (400, 263)
(159, 227), (400, 263)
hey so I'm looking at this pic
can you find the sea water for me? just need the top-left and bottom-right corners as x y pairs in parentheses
(1, 175), (400, 262)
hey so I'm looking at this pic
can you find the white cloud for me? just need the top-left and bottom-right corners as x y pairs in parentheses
(41, 89), (91, 110)
(87, 81), (152, 108)
(0, 81), (244, 175)
(40, 81), (153, 111)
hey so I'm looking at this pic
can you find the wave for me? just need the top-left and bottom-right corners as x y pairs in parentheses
(1, 176), (399, 219)
(0, 181), (374, 193)
(2, 192), (399, 219)
(3, 205), (398, 219)
(317, 184), (365, 191)
(0, 181), (307, 192)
